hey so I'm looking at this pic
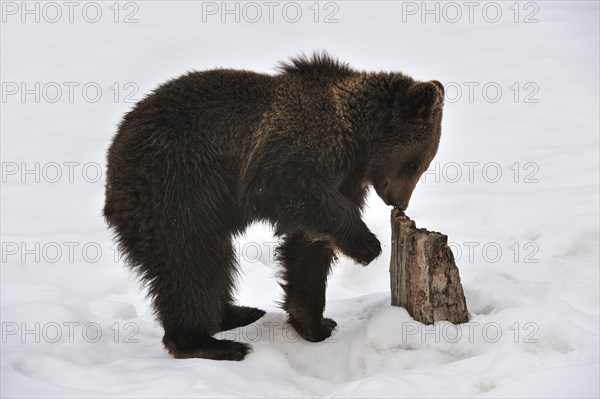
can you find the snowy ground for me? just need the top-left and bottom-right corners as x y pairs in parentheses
(1, 1), (599, 397)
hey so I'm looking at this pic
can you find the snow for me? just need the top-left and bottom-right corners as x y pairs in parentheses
(1, 1), (598, 397)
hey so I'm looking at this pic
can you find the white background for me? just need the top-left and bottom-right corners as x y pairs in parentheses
(1, 1), (599, 397)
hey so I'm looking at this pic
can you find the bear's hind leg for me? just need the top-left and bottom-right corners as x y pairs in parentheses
(152, 237), (251, 360)
(277, 232), (337, 342)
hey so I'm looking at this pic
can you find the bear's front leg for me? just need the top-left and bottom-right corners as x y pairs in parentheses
(242, 164), (382, 266)
(331, 219), (382, 266)
(277, 232), (338, 342)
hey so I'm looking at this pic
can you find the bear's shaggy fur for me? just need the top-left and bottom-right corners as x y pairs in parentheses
(104, 53), (444, 360)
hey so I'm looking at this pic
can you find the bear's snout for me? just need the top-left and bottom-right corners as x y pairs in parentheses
(381, 177), (419, 211)
(384, 187), (409, 211)
(393, 201), (408, 212)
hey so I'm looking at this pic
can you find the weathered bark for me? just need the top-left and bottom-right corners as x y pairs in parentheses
(390, 208), (469, 325)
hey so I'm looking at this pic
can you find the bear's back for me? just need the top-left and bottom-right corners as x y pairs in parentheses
(120, 69), (275, 146)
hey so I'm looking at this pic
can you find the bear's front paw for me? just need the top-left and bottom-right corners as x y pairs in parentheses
(338, 230), (382, 266)
(289, 317), (337, 342)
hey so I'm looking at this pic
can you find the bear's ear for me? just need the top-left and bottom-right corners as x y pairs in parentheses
(408, 80), (444, 119)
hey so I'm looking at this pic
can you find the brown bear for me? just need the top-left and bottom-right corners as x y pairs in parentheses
(104, 52), (444, 361)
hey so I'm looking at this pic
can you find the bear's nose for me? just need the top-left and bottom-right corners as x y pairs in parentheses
(395, 203), (407, 212)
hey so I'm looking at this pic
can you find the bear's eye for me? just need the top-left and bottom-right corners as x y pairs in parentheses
(399, 162), (419, 176)
(406, 162), (419, 174)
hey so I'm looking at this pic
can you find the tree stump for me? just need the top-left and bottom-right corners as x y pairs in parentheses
(390, 208), (469, 325)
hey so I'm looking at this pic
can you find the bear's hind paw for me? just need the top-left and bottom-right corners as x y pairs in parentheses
(163, 336), (252, 361)
(220, 305), (266, 331)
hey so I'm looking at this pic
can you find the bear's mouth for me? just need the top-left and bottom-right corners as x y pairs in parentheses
(385, 189), (404, 210)
(374, 178), (414, 211)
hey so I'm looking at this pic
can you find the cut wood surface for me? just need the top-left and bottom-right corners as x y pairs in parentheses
(390, 208), (469, 325)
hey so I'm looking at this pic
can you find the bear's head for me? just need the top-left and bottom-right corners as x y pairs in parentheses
(367, 80), (444, 211)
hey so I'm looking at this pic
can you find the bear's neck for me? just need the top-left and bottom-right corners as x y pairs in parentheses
(332, 73), (408, 143)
